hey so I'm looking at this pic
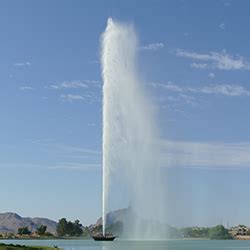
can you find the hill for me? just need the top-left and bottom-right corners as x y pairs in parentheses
(0, 213), (57, 233)
(94, 208), (132, 227)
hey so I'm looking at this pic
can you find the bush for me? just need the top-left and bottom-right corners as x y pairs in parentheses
(17, 227), (31, 235)
(209, 225), (232, 240)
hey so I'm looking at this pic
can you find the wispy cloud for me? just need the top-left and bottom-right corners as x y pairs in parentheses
(4, 139), (250, 170)
(60, 94), (85, 102)
(49, 81), (88, 89)
(176, 49), (250, 70)
(208, 72), (215, 78)
(54, 144), (101, 155)
(151, 81), (183, 92)
(198, 84), (250, 96)
(141, 42), (164, 51)
(84, 80), (100, 84)
(151, 82), (250, 97)
(48, 80), (101, 89)
(13, 62), (31, 67)
(161, 140), (250, 168)
(48, 162), (101, 171)
(219, 22), (225, 30)
(19, 86), (34, 91)
(0, 162), (100, 171)
(31, 140), (101, 158)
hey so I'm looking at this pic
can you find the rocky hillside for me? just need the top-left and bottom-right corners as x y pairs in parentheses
(0, 212), (57, 233)
(94, 208), (132, 227)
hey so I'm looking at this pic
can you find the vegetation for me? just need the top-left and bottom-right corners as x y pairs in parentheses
(208, 225), (232, 240)
(0, 216), (235, 240)
(0, 243), (56, 250)
(180, 227), (209, 238)
(36, 225), (47, 236)
(17, 227), (31, 235)
(174, 225), (232, 239)
(56, 218), (83, 237)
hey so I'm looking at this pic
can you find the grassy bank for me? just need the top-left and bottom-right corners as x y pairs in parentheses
(0, 243), (57, 250)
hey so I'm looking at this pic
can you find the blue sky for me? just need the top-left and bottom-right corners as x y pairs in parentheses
(1, 0), (250, 227)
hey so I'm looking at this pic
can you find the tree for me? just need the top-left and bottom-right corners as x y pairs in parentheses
(18, 226), (31, 235)
(180, 227), (209, 238)
(209, 225), (232, 240)
(56, 218), (68, 236)
(66, 221), (74, 236)
(72, 220), (83, 236)
(56, 218), (83, 237)
(36, 225), (47, 235)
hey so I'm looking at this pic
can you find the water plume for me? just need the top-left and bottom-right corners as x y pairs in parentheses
(101, 18), (166, 239)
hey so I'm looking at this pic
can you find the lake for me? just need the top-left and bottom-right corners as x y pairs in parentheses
(1, 239), (250, 250)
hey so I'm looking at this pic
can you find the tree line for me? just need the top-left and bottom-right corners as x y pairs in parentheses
(169, 225), (232, 239)
(56, 218), (83, 236)
(17, 218), (84, 237)
(17, 225), (51, 236)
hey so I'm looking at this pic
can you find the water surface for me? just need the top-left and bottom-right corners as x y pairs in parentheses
(1, 239), (250, 250)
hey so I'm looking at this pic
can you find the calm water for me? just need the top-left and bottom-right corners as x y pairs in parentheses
(1, 239), (250, 250)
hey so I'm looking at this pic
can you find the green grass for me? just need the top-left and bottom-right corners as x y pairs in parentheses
(0, 243), (57, 250)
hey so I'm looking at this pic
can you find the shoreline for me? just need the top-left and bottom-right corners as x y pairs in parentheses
(1, 237), (249, 241)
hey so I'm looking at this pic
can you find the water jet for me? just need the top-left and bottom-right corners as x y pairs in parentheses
(100, 18), (165, 239)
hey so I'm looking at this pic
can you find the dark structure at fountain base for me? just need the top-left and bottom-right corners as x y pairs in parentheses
(92, 233), (118, 241)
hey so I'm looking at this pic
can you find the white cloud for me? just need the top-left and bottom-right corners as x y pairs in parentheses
(199, 84), (250, 96)
(60, 94), (85, 102)
(176, 49), (250, 70)
(141, 42), (164, 51)
(61, 82), (88, 88)
(219, 22), (225, 30)
(55, 144), (101, 155)
(151, 82), (250, 97)
(0, 162), (100, 171)
(178, 94), (197, 106)
(48, 163), (100, 171)
(31, 139), (101, 159)
(161, 140), (250, 168)
(49, 81), (88, 89)
(13, 62), (31, 67)
(19, 86), (34, 91)
(84, 80), (100, 84)
(5, 138), (250, 170)
(48, 80), (101, 89)
(150, 81), (183, 92)
(208, 72), (215, 78)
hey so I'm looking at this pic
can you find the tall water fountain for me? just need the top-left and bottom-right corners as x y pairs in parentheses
(101, 18), (166, 239)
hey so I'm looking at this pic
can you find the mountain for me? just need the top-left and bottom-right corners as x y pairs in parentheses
(0, 212), (57, 233)
(94, 208), (132, 227)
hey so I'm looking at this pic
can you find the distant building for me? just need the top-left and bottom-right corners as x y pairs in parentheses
(229, 225), (248, 236)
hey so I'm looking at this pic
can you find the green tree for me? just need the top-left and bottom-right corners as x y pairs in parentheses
(209, 225), (232, 240)
(66, 221), (74, 236)
(36, 225), (47, 235)
(56, 218), (83, 237)
(18, 226), (31, 235)
(72, 220), (83, 236)
(56, 218), (68, 236)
